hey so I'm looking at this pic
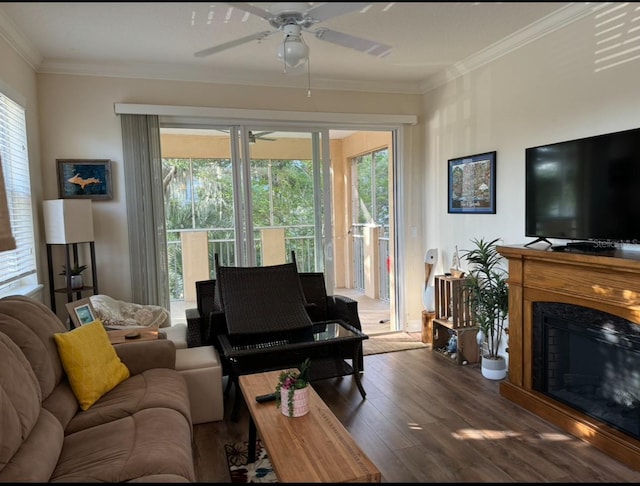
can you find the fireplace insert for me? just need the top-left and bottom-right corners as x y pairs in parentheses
(532, 302), (640, 439)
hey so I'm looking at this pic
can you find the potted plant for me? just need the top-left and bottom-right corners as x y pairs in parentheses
(462, 237), (509, 380)
(275, 358), (311, 417)
(59, 264), (88, 290)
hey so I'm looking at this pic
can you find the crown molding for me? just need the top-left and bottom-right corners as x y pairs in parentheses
(419, 2), (603, 93)
(37, 58), (425, 95)
(0, 6), (41, 69)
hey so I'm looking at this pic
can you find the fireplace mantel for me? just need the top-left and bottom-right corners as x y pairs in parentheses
(497, 244), (640, 471)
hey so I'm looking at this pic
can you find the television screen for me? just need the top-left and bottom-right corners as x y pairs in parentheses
(525, 127), (640, 244)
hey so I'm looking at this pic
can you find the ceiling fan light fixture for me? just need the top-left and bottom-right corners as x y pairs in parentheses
(277, 29), (309, 69)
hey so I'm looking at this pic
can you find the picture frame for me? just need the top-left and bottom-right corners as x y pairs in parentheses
(57, 159), (113, 200)
(447, 151), (496, 214)
(65, 298), (98, 328)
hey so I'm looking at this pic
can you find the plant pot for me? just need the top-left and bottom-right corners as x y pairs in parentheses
(481, 355), (506, 380)
(280, 387), (310, 417)
(70, 275), (83, 290)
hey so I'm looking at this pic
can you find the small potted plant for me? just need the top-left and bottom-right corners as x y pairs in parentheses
(462, 237), (509, 380)
(59, 264), (88, 290)
(275, 358), (311, 417)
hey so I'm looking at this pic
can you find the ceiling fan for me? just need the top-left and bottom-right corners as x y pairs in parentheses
(248, 131), (276, 143)
(219, 129), (276, 142)
(194, 2), (392, 69)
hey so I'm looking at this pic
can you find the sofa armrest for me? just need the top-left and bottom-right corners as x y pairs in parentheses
(114, 339), (176, 375)
(327, 295), (362, 331)
(186, 307), (203, 347)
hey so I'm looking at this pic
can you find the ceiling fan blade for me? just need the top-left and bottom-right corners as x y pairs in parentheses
(224, 2), (273, 22)
(312, 28), (391, 58)
(304, 3), (371, 22)
(194, 30), (274, 58)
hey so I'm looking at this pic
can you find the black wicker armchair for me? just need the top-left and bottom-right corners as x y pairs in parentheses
(186, 272), (365, 370)
(185, 279), (219, 348)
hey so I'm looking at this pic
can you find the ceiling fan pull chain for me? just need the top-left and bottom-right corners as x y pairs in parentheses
(307, 58), (312, 98)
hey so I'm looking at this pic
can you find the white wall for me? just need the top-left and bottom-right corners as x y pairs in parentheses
(422, 10), (640, 277)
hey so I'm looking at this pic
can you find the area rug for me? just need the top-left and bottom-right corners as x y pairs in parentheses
(363, 332), (429, 356)
(225, 439), (277, 483)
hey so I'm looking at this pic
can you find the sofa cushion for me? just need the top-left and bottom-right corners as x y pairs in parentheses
(52, 408), (195, 482)
(0, 296), (67, 401)
(54, 320), (130, 410)
(0, 332), (63, 482)
(65, 368), (191, 435)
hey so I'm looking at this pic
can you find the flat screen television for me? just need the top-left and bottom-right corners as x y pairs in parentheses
(525, 127), (640, 244)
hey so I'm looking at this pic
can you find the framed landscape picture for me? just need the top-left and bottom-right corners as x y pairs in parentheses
(57, 159), (113, 200)
(447, 151), (496, 214)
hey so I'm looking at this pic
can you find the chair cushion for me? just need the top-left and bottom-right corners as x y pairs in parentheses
(54, 320), (130, 410)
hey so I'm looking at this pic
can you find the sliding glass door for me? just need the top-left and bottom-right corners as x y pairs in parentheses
(159, 126), (329, 315)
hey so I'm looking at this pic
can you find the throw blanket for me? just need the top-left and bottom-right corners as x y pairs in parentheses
(90, 294), (171, 329)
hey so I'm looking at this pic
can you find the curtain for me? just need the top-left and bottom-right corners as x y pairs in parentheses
(120, 114), (169, 308)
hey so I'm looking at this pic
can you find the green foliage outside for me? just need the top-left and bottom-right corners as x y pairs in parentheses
(162, 157), (320, 300)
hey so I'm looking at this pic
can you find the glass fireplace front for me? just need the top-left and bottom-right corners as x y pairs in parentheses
(532, 302), (640, 439)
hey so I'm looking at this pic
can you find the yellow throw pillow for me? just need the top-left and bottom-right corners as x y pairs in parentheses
(54, 319), (130, 410)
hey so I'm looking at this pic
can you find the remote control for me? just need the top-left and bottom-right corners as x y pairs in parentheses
(255, 392), (277, 403)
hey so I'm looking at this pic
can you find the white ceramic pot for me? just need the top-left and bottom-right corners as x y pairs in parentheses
(481, 356), (507, 380)
(70, 275), (83, 290)
(280, 386), (310, 417)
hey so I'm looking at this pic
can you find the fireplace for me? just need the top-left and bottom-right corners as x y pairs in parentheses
(497, 245), (640, 471)
(532, 302), (640, 440)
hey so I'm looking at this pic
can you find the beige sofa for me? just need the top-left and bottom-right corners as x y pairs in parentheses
(0, 295), (196, 482)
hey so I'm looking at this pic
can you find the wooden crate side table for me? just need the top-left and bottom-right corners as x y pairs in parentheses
(433, 275), (479, 364)
(421, 310), (435, 344)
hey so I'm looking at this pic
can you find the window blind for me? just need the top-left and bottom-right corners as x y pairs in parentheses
(0, 92), (36, 290)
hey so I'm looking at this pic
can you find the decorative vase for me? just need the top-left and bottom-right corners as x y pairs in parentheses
(481, 355), (507, 380)
(70, 275), (83, 290)
(280, 386), (310, 417)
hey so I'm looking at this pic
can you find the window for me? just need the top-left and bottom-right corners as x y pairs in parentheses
(0, 90), (36, 294)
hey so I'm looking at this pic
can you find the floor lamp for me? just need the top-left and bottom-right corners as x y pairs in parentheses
(43, 199), (95, 316)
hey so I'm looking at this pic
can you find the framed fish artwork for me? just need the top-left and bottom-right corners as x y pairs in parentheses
(57, 159), (113, 200)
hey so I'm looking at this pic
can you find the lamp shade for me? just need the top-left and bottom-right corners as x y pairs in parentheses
(0, 157), (16, 251)
(43, 199), (94, 244)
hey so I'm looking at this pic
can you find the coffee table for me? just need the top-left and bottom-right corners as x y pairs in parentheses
(238, 369), (381, 483)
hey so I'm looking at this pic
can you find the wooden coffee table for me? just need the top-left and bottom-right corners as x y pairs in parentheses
(238, 370), (381, 483)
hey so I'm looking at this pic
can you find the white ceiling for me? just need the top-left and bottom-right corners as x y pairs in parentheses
(0, 2), (598, 94)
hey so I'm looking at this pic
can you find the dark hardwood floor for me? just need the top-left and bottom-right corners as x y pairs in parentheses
(192, 348), (640, 482)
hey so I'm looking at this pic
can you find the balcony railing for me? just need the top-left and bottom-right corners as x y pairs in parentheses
(167, 225), (316, 301)
(168, 224), (390, 303)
